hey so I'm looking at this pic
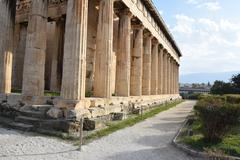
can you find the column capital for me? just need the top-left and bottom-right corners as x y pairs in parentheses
(117, 8), (132, 17)
(152, 38), (159, 45)
(143, 31), (153, 39)
(159, 44), (164, 51)
(132, 23), (144, 30)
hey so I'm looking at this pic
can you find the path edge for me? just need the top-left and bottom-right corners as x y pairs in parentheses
(172, 117), (240, 160)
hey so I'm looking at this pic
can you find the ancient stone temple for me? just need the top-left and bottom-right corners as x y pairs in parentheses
(0, 0), (182, 132)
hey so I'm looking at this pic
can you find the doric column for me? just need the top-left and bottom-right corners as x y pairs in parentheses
(162, 50), (168, 94)
(22, 0), (48, 97)
(175, 62), (178, 94)
(173, 61), (176, 94)
(50, 20), (65, 92)
(115, 9), (132, 97)
(158, 46), (164, 95)
(61, 0), (88, 100)
(151, 40), (159, 95)
(94, 0), (114, 98)
(177, 64), (180, 94)
(167, 54), (171, 94)
(170, 58), (174, 94)
(0, 0), (16, 93)
(130, 24), (144, 96)
(12, 23), (27, 89)
(142, 33), (152, 95)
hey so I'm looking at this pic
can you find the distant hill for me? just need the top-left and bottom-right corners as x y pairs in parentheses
(180, 71), (240, 84)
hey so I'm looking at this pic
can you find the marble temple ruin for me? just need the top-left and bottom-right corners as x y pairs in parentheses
(0, 0), (182, 132)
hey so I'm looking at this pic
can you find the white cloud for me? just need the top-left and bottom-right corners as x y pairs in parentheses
(197, 2), (221, 11)
(172, 14), (195, 34)
(198, 18), (219, 31)
(186, 0), (221, 11)
(171, 14), (240, 74)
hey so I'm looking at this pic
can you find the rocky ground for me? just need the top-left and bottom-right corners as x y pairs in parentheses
(0, 100), (199, 160)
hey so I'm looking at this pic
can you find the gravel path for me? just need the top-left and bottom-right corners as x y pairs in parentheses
(0, 100), (198, 160)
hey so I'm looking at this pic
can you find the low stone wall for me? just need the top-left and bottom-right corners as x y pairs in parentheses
(0, 93), (181, 133)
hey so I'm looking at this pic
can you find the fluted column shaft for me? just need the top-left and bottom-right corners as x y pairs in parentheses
(173, 62), (176, 94)
(167, 55), (171, 94)
(94, 0), (114, 98)
(175, 62), (178, 94)
(0, 1), (15, 93)
(151, 41), (158, 95)
(171, 59), (174, 94)
(50, 20), (64, 92)
(116, 10), (132, 97)
(61, 0), (88, 100)
(130, 25), (144, 96)
(177, 64), (179, 94)
(22, 0), (48, 97)
(158, 47), (164, 94)
(162, 51), (168, 94)
(142, 34), (152, 95)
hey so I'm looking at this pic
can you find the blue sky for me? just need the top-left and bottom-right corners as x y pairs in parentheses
(152, 0), (240, 75)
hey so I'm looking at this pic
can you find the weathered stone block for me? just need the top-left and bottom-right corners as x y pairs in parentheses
(83, 118), (105, 131)
(46, 107), (63, 119)
(7, 94), (22, 106)
(0, 94), (7, 103)
(88, 107), (106, 118)
(111, 112), (126, 121)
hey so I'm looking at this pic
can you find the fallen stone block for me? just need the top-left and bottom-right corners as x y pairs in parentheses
(83, 118), (105, 131)
(111, 112), (126, 121)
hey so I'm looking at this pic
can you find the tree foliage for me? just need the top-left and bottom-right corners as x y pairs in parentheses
(211, 73), (240, 95)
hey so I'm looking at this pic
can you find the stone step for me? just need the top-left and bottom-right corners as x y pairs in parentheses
(15, 116), (40, 126)
(18, 110), (46, 119)
(8, 122), (34, 132)
(31, 105), (53, 112)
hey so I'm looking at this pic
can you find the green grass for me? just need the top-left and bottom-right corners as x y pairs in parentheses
(182, 119), (240, 157)
(44, 91), (60, 97)
(11, 89), (60, 97)
(81, 100), (184, 144)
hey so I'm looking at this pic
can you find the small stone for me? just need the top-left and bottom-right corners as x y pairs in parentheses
(111, 112), (125, 121)
(46, 107), (63, 119)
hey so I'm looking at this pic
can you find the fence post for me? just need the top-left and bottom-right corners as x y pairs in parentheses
(78, 117), (84, 151)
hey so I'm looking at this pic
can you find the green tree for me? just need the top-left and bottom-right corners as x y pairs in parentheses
(231, 74), (240, 88)
(210, 81), (234, 95)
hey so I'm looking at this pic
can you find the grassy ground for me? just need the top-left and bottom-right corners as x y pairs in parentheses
(11, 89), (61, 97)
(81, 100), (184, 144)
(182, 119), (240, 157)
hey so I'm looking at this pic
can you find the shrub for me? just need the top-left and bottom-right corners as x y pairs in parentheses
(194, 95), (240, 142)
(180, 93), (202, 100)
(225, 95), (240, 104)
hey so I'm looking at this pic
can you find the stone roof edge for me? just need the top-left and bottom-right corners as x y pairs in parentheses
(141, 0), (182, 57)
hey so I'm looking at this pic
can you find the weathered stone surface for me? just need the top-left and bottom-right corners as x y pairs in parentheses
(151, 40), (159, 95)
(22, 0), (48, 97)
(111, 112), (126, 121)
(130, 25), (144, 96)
(46, 107), (63, 119)
(83, 118), (105, 131)
(142, 34), (152, 95)
(0, 0), (14, 94)
(65, 109), (76, 121)
(0, 94), (7, 103)
(61, 0), (88, 100)
(115, 9), (132, 97)
(94, 0), (114, 98)
(7, 94), (22, 106)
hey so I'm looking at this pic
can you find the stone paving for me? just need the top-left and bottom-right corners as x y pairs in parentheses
(0, 100), (200, 160)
